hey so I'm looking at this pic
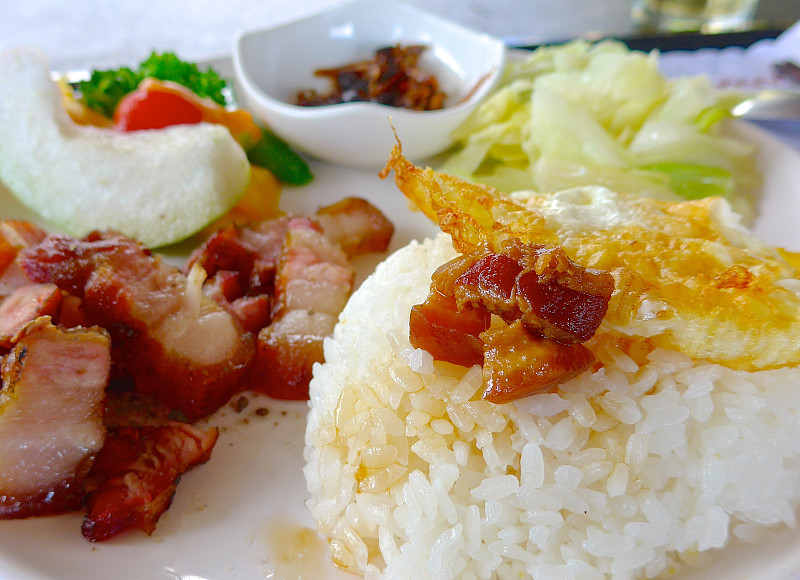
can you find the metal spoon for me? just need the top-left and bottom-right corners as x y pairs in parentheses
(731, 89), (800, 121)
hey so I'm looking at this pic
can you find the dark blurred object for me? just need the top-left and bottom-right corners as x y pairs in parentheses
(619, 27), (785, 51)
(515, 27), (785, 53)
(774, 60), (800, 84)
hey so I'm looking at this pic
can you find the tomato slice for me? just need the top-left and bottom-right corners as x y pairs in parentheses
(113, 89), (203, 131)
(111, 78), (263, 147)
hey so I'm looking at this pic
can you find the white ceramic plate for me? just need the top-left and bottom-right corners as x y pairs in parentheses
(2, 65), (800, 580)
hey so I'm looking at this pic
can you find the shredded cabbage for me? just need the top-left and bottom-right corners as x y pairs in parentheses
(439, 40), (760, 220)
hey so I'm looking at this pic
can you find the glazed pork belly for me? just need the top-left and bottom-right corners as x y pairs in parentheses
(20, 231), (254, 421)
(456, 239), (615, 344)
(480, 320), (597, 404)
(410, 240), (613, 403)
(0, 317), (110, 518)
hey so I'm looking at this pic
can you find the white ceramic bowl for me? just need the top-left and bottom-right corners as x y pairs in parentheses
(232, 0), (506, 168)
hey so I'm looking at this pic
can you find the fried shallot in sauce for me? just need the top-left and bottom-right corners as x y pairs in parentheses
(296, 44), (446, 111)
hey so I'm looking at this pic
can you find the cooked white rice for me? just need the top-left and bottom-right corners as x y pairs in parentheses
(304, 233), (800, 580)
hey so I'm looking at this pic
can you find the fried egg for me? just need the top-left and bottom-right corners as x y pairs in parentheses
(383, 147), (800, 371)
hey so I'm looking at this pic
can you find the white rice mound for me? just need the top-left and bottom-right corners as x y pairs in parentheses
(304, 233), (800, 580)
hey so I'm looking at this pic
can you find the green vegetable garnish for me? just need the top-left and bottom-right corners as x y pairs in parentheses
(78, 51), (228, 118)
(247, 128), (314, 186)
(694, 106), (730, 133)
(642, 162), (734, 200)
(440, 40), (760, 221)
(76, 52), (313, 186)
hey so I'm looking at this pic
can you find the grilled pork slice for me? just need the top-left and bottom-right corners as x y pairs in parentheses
(271, 220), (354, 319)
(0, 220), (48, 299)
(20, 231), (135, 296)
(188, 198), (391, 300)
(0, 317), (110, 518)
(82, 421), (218, 542)
(0, 220), (48, 250)
(0, 283), (61, 348)
(20, 231), (254, 421)
(250, 309), (337, 400)
(185, 217), (305, 330)
(186, 219), (292, 297)
(248, 222), (354, 399)
(313, 197), (394, 258)
(0, 221), (48, 274)
(187, 201), (392, 399)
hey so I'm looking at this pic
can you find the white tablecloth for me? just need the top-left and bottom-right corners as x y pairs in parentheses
(2, 0), (798, 71)
(0, 0), (639, 72)
(0, 0), (798, 151)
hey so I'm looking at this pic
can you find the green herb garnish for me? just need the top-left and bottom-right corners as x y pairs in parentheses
(76, 51), (312, 185)
(247, 129), (314, 186)
(78, 67), (141, 119)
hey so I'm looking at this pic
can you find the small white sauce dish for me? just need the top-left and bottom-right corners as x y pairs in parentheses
(232, 0), (506, 168)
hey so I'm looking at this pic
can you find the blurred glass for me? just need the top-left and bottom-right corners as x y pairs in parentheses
(631, 0), (760, 32)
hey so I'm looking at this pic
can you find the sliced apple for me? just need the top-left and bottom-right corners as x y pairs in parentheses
(0, 48), (250, 248)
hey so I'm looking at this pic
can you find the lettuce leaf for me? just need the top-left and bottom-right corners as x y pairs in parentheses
(440, 40), (759, 220)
